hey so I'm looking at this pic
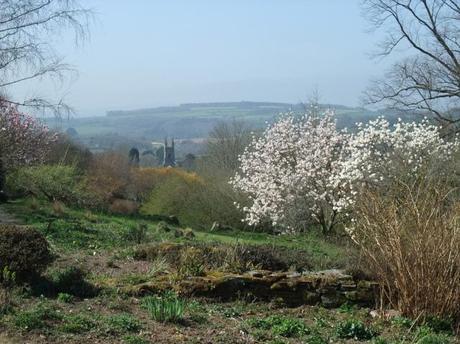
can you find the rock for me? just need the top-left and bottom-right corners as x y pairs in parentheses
(369, 309), (402, 319)
(183, 228), (195, 238)
(303, 291), (321, 304)
(370, 310), (380, 318)
(122, 268), (378, 308)
(321, 293), (347, 308)
(247, 270), (268, 278)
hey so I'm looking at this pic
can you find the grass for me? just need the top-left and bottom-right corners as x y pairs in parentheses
(2, 285), (459, 343)
(1, 198), (459, 343)
(3, 199), (349, 270)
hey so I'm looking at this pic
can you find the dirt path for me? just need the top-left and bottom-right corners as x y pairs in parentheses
(0, 205), (19, 225)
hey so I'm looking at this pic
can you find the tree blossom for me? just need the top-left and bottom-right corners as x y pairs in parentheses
(232, 111), (348, 233)
(335, 117), (458, 203)
(0, 100), (56, 171)
(233, 112), (458, 234)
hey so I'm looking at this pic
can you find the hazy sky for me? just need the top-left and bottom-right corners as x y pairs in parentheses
(13, 0), (397, 117)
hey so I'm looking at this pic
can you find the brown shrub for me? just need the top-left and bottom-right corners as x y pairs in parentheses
(351, 178), (460, 321)
(133, 241), (312, 274)
(45, 134), (92, 171)
(109, 199), (139, 215)
(0, 225), (53, 280)
(85, 152), (131, 205)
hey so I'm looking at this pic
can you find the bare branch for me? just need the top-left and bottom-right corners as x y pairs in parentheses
(0, 0), (92, 116)
(363, 0), (460, 125)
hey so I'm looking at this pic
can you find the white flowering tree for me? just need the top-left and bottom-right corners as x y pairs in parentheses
(233, 112), (458, 234)
(337, 117), (458, 194)
(232, 111), (349, 234)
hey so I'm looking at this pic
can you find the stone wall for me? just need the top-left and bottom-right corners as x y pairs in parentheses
(125, 269), (379, 308)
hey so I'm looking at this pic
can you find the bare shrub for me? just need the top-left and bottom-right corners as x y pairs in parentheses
(85, 152), (131, 204)
(351, 178), (460, 321)
(109, 199), (139, 216)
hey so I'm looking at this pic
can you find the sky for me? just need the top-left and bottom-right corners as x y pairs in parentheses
(12, 0), (397, 117)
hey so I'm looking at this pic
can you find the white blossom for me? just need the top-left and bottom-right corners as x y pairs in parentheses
(233, 112), (458, 233)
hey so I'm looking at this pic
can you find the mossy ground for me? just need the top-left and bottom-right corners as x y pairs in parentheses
(0, 199), (458, 343)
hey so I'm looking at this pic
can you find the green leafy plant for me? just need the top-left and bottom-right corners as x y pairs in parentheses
(424, 316), (453, 334)
(416, 333), (453, 344)
(60, 314), (98, 334)
(391, 316), (413, 328)
(141, 293), (186, 323)
(105, 313), (142, 334)
(336, 319), (377, 341)
(57, 292), (73, 303)
(121, 224), (148, 244)
(187, 300), (208, 324)
(338, 302), (357, 314)
(14, 302), (62, 331)
(0, 266), (16, 314)
(6, 165), (88, 205)
(305, 333), (329, 344)
(247, 315), (309, 338)
(123, 335), (150, 344)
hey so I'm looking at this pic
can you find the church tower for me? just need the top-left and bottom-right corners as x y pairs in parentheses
(163, 137), (176, 167)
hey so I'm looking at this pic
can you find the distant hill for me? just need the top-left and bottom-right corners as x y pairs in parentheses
(48, 101), (405, 156)
(89, 101), (385, 139)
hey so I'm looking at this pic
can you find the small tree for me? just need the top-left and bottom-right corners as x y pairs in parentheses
(232, 111), (348, 234)
(234, 112), (458, 234)
(0, 100), (56, 170)
(206, 120), (252, 174)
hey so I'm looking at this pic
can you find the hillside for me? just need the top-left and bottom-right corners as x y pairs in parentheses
(49, 101), (384, 141)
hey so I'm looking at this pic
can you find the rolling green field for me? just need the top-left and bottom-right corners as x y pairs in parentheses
(49, 101), (385, 141)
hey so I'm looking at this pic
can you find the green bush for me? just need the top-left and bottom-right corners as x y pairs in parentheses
(141, 293), (186, 323)
(336, 319), (377, 341)
(14, 302), (61, 330)
(140, 170), (246, 230)
(7, 165), (82, 203)
(0, 225), (53, 279)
